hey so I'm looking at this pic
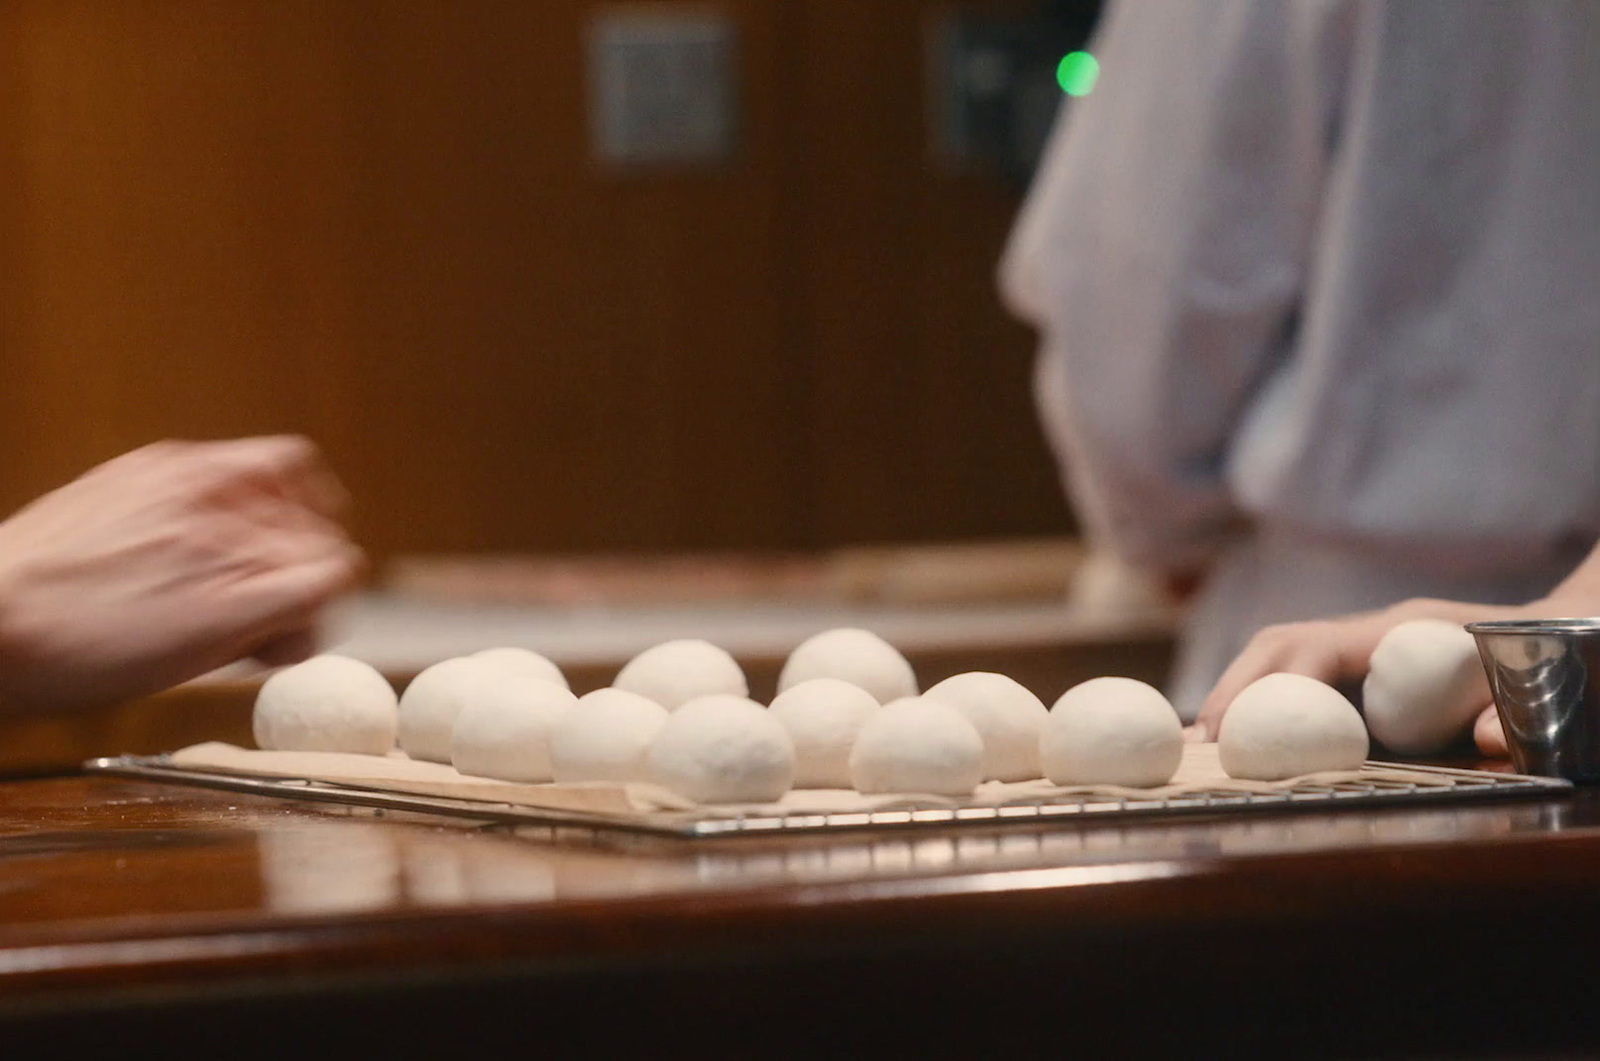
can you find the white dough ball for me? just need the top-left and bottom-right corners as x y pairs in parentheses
(848, 696), (983, 796)
(450, 678), (579, 782)
(1219, 673), (1370, 781)
(778, 627), (918, 704)
(549, 688), (671, 783)
(254, 655), (398, 755)
(471, 647), (569, 690)
(925, 672), (1048, 782)
(398, 656), (499, 763)
(768, 678), (881, 788)
(612, 639), (748, 710)
(1039, 677), (1183, 788)
(1362, 619), (1485, 755)
(646, 694), (795, 804)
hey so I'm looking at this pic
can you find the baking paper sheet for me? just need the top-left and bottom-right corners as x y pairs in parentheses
(169, 741), (1465, 819)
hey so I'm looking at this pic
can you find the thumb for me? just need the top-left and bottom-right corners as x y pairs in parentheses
(1473, 704), (1508, 758)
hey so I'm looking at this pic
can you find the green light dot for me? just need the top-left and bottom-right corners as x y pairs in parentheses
(1057, 51), (1099, 97)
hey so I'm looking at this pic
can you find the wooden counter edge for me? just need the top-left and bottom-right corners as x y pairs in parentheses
(1, 822), (1595, 1002)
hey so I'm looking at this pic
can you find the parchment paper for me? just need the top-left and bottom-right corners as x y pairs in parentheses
(169, 742), (1461, 820)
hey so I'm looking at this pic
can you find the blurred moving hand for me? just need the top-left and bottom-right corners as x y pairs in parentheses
(0, 436), (363, 712)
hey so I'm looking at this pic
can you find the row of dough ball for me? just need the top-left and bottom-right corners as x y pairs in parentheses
(256, 646), (1337, 806)
(257, 618), (1485, 803)
(254, 628), (911, 762)
(253, 630), (1077, 797)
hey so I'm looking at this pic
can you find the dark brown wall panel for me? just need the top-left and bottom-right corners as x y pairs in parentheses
(787, 0), (1067, 545)
(0, 0), (1070, 561)
(1, 1), (344, 500)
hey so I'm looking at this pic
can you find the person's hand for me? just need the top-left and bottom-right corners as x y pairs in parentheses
(1187, 616), (1382, 741)
(0, 436), (364, 712)
(1188, 597), (1525, 743)
(1472, 704), (1508, 757)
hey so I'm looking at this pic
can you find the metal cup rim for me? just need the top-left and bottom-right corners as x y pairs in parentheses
(1464, 617), (1600, 635)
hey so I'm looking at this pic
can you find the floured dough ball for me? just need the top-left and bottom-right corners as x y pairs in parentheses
(1039, 677), (1182, 788)
(849, 696), (983, 796)
(778, 627), (917, 704)
(1219, 673), (1369, 781)
(549, 688), (671, 783)
(612, 639), (748, 710)
(646, 694), (795, 804)
(768, 678), (881, 788)
(925, 672), (1048, 782)
(254, 655), (398, 755)
(1362, 619), (1485, 755)
(471, 647), (569, 689)
(451, 678), (579, 782)
(398, 656), (498, 763)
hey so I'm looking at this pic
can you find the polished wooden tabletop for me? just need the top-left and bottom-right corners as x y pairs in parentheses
(2, 767), (1599, 1058)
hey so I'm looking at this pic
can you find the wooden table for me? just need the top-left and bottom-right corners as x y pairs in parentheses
(2, 767), (1598, 1058)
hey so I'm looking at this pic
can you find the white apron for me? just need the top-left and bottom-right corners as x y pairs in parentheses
(1003, 0), (1600, 718)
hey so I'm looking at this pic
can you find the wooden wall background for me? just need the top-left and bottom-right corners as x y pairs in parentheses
(0, 0), (1070, 565)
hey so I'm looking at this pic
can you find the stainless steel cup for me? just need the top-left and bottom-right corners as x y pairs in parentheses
(1466, 618), (1600, 781)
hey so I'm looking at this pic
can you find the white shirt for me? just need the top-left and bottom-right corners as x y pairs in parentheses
(1003, 0), (1600, 582)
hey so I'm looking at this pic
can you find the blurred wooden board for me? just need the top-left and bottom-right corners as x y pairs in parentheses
(384, 538), (1086, 606)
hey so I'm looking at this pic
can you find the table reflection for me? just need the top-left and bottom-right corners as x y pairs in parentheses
(229, 789), (1587, 915)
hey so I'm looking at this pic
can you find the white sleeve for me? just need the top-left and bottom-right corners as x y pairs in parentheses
(1000, 0), (1353, 571)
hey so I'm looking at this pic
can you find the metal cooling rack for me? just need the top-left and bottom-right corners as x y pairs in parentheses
(84, 754), (1572, 840)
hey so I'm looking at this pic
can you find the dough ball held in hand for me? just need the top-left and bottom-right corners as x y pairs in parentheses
(768, 678), (880, 788)
(778, 627), (917, 704)
(1219, 673), (1369, 781)
(254, 654), (398, 755)
(1039, 677), (1182, 788)
(613, 639), (747, 710)
(451, 678), (578, 782)
(471, 647), (569, 689)
(925, 672), (1048, 782)
(549, 688), (671, 783)
(1362, 619), (1486, 755)
(398, 656), (501, 763)
(646, 694), (795, 804)
(849, 696), (984, 797)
